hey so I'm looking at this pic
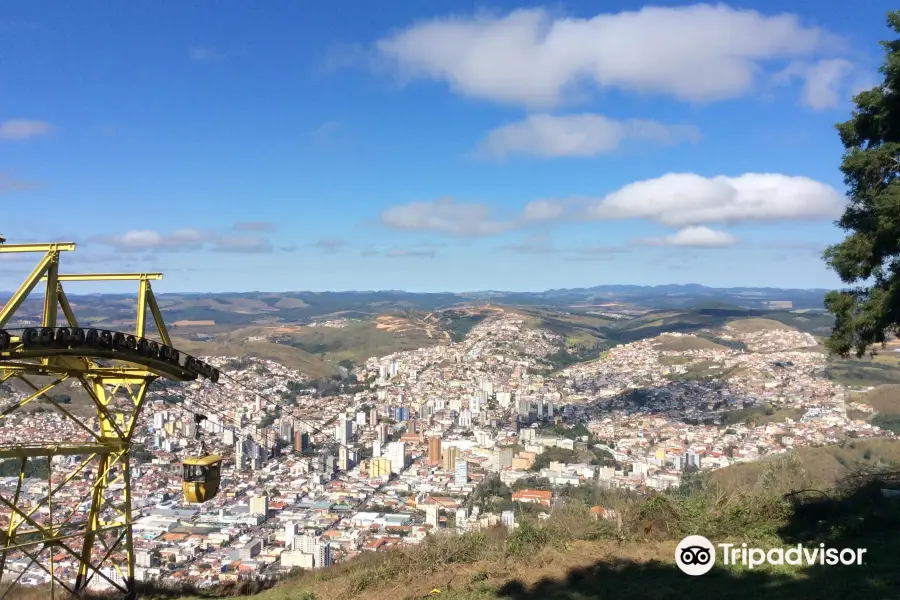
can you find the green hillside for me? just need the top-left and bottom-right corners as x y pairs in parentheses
(171, 337), (340, 378)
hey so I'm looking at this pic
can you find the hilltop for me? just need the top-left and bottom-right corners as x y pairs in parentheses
(1, 284), (829, 330)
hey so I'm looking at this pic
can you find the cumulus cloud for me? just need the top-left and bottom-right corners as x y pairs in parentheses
(636, 226), (737, 248)
(92, 229), (208, 251)
(584, 173), (844, 227)
(380, 197), (516, 236)
(91, 229), (272, 253)
(775, 58), (857, 110)
(386, 248), (435, 258)
(380, 173), (843, 239)
(523, 200), (565, 221)
(0, 119), (53, 140)
(479, 113), (700, 158)
(375, 5), (843, 108)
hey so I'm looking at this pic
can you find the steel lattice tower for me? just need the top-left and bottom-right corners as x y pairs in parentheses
(0, 242), (198, 599)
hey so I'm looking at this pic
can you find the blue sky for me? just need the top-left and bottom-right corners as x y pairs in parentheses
(0, 0), (894, 293)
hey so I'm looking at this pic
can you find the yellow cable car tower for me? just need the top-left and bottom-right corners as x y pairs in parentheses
(0, 242), (207, 599)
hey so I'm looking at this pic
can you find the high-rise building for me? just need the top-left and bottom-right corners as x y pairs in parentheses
(339, 445), (352, 471)
(427, 437), (442, 466)
(280, 421), (294, 443)
(294, 430), (309, 453)
(372, 440), (382, 457)
(336, 418), (352, 446)
(235, 439), (248, 472)
(316, 541), (332, 569)
(497, 447), (513, 469)
(454, 459), (468, 485)
(285, 521), (298, 549)
(442, 446), (460, 471)
(685, 451), (701, 469)
(424, 504), (439, 529)
(250, 494), (268, 518)
(388, 441), (406, 474)
(369, 406), (378, 426)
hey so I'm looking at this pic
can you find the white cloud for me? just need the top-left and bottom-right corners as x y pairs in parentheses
(375, 5), (842, 108)
(93, 229), (208, 251)
(636, 226), (737, 248)
(479, 113), (700, 158)
(523, 199), (565, 221)
(775, 58), (856, 110)
(585, 173), (844, 227)
(380, 197), (516, 236)
(0, 119), (53, 140)
(93, 229), (271, 253)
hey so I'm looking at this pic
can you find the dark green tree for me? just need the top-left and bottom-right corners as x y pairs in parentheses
(825, 12), (900, 357)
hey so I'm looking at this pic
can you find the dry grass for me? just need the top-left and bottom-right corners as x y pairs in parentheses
(726, 318), (797, 333)
(13, 456), (900, 600)
(711, 438), (900, 490)
(170, 337), (339, 378)
(852, 384), (900, 415)
(653, 334), (729, 352)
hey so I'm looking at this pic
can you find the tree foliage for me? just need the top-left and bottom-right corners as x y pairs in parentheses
(825, 12), (900, 357)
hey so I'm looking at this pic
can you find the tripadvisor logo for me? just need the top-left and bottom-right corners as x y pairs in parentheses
(675, 536), (867, 576)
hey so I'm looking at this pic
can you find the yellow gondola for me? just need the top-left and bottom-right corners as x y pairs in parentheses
(182, 454), (223, 503)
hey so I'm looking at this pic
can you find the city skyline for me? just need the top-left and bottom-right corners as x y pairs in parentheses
(1, 1), (893, 293)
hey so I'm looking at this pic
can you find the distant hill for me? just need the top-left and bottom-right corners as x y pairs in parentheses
(1, 284), (829, 329)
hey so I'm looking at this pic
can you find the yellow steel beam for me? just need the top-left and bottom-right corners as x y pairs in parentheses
(145, 284), (172, 346)
(56, 285), (80, 328)
(0, 243), (75, 253)
(0, 251), (53, 328)
(0, 241), (179, 599)
(39, 273), (162, 282)
(136, 279), (149, 337)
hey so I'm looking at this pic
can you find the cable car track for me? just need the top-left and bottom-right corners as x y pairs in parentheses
(0, 326), (220, 383)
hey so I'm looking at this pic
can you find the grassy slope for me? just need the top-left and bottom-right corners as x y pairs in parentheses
(508, 306), (613, 348)
(153, 450), (900, 600)
(653, 334), (730, 352)
(825, 353), (900, 387)
(853, 385), (900, 414)
(214, 319), (444, 366)
(711, 438), (900, 490)
(725, 318), (797, 333)
(171, 337), (339, 378)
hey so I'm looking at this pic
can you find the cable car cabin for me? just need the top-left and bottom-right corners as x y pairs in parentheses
(182, 455), (222, 503)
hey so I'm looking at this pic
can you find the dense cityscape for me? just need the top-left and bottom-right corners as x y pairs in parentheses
(0, 312), (891, 591)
